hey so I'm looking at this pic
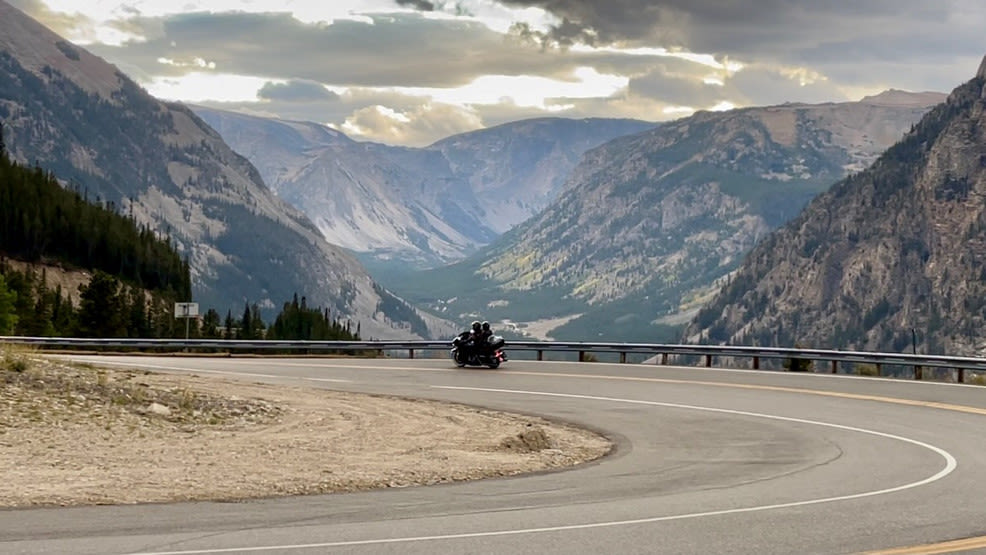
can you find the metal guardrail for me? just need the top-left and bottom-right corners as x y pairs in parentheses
(2, 336), (985, 383)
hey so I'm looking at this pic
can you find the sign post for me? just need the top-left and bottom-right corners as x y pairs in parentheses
(174, 302), (199, 340)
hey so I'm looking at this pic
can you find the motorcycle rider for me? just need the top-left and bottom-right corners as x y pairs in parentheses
(456, 321), (482, 361)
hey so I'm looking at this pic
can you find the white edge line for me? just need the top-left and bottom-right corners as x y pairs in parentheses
(125, 385), (957, 555)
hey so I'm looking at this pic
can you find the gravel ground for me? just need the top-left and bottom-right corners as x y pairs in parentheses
(0, 348), (612, 507)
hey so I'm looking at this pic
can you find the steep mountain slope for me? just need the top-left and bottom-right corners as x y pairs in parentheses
(427, 117), (659, 233)
(192, 108), (481, 265)
(393, 90), (943, 341)
(684, 58), (986, 356)
(0, 1), (449, 339)
(194, 107), (655, 266)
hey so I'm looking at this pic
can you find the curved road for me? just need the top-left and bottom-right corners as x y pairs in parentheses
(3, 356), (986, 555)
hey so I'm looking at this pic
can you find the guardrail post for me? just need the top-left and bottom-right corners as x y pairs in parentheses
(409, 349), (415, 359)
(914, 365), (922, 380)
(957, 368), (965, 383)
(831, 360), (837, 374)
(661, 353), (668, 365)
(705, 354), (712, 367)
(875, 363), (881, 376)
(579, 351), (585, 362)
(752, 356), (759, 370)
(537, 350), (543, 361)
(619, 352), (626, 364)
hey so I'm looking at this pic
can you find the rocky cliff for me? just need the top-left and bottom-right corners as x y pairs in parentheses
(684, 58), (986, 355)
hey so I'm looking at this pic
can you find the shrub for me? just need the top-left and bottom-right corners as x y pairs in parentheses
(856, 363), (880, 377)
(783, 342), (815, 372)
(783, 356), (813, 372)
(968, 373), (986, 386)
(2, 346), (31, 373)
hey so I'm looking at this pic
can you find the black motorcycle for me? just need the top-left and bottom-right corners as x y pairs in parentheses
(451, 334), (507, 369)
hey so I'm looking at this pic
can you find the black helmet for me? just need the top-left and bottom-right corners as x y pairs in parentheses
(481, 321), (490, 331)
(471, 321), (481, 332)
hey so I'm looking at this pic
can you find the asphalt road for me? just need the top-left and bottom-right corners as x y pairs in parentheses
(3, 355), (986, 555)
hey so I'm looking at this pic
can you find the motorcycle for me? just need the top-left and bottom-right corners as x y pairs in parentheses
(451, 334), (507, 369)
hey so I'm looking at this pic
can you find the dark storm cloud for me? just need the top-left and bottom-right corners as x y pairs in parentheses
(258, 80), (340, 102)
(85, 10), (585, 88)
(395, 0), (436, 10)
(392, 1), (985, 72)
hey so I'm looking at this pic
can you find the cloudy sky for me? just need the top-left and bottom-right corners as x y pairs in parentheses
(10, 0), (986, 146)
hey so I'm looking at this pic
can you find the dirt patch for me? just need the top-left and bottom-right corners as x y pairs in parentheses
(499, 424), (553, 453)
(0, 349), (612, 507)
(2, 258), (90, 306)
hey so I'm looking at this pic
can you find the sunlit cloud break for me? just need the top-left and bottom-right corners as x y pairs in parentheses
(145, 72), (284, 103)
(571, 44), (744, 73)
(392, 67), (628, 109)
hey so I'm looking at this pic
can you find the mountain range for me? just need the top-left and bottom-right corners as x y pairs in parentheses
(382, 90), (944, 341)
(684, 57), (986, 356)
(192, 107), (655, 268)
(0, 0), (451, 339)
(5, 0), (979, 352)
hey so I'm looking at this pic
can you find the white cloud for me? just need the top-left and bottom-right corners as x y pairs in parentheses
(391, 66), (628, 109)
(144, 72), (283, 102)
(336, 102), (484, 146)
(18, 0), (972, 147)
(35, 0), (559, 44)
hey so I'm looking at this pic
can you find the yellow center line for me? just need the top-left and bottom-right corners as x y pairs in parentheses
(494, 369), (986, 417)
(860, 535), (986, 554)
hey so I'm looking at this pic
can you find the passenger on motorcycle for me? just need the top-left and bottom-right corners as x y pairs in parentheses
(476, 321), (493, 355)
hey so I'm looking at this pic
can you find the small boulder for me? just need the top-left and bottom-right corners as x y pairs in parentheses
(147, 402), (171, 416)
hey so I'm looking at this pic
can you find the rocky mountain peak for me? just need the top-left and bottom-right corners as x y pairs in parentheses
(0, 1), (123, 100)
(978, 54), (986, 79)
(859, 89), (947, 107)
(683, 58), (986, 355)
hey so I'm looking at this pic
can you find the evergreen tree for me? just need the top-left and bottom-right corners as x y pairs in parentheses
(249, 303), (265, 339)
(266, 293), (360, 341)
(224, 309), (235, 339)
(0, 275), (17, 334)
(8, 267), (35, 335)
(127, 288), (150, 338)
(30, 279), (54, 336)
(76, 271), (125, 337)
(0, 147), (192, 339)
(0, 149), (191, 299)
(49, 284), (74, 336)
(201, 308), (221, 338)
(241, 302), (253, 340)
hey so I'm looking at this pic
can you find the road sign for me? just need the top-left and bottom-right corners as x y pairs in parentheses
(174, 302), (199, 318)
